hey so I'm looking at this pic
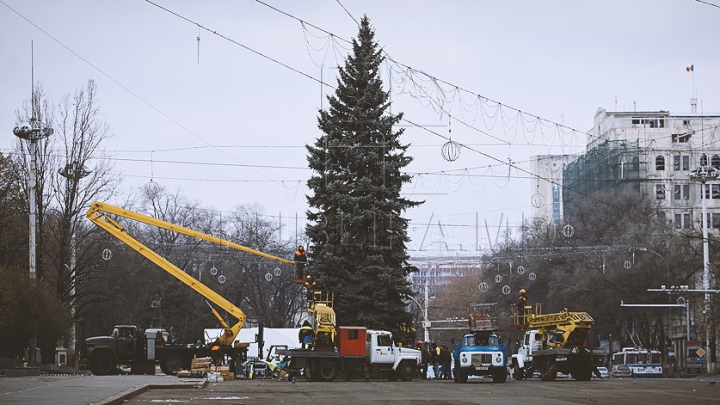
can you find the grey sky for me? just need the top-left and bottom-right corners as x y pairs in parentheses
(1, 0), (718, 255)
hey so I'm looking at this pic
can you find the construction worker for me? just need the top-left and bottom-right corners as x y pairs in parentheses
(294, 245), (308, 279)
(517, 289), (528, 325)
(298, 320), (314, 349)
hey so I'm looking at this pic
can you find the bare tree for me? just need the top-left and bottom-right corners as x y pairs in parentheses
(225, 204), (305, 328)
(48, 80), (120, 307)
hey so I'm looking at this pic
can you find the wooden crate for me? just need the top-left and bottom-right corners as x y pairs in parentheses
(191, 357), (212, 371)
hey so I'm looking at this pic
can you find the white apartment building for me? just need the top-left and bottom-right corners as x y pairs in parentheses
(564, 106), (720, 230)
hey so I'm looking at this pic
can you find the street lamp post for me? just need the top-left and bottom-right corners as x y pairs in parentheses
(689, 165), (718, 374)
(634, 247), (671, 276)
(13, 118), (53, 279)
(409, 290), (431, 342)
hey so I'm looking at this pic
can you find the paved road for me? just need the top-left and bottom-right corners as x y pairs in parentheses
(2, 374), (720, 405)
(0, 374), (203, 405)
(121, 377), (720, 405)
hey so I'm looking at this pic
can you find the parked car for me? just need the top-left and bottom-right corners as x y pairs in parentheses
(594, 366), (609, 378)
(610, 365), (632, 378)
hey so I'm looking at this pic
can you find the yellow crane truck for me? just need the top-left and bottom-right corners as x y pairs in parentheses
(510, 304), (604, 381)
(80, 202), (298, 375)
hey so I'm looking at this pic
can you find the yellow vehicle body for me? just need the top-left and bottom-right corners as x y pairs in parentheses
(86, 201), (295, 347)
(512, 304), (594, 349)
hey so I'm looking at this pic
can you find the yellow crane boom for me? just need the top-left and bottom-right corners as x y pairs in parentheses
(86, 201), (295, 346)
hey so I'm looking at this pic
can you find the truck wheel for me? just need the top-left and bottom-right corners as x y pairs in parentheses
(493, 370), (507, 383)
(91, 353), (116, 375)
(513, 366), (524, 381)
(456, 369), (468, 383)
(386, 370), (399, 381)
(160, 353), (184, 375)
(398, 361), (415, 381)
(316, 361), (337, 382)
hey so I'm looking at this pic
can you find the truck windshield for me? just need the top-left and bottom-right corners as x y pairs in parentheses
(376, 334), (392, 347)
(488, 335), (498, 346)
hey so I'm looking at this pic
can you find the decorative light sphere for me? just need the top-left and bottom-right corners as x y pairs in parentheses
(441, 140), (461, 162)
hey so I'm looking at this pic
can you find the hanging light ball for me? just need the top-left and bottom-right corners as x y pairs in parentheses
(441, 140), (461, 162)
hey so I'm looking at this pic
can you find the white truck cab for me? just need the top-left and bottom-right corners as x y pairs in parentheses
(366, 330), (421, 380)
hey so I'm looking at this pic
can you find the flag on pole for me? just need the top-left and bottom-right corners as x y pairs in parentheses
(686, 65), (694, 72)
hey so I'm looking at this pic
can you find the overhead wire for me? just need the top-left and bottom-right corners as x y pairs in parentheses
(0, 0), (294, 190)
(7, 0), (717, 246)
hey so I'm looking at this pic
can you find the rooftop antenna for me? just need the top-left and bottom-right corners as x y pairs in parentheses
(31, 41), (34, 119)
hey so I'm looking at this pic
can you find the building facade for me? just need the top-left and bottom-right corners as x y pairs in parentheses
(531, 154), (580, 226)
(564, 107), (720, 230)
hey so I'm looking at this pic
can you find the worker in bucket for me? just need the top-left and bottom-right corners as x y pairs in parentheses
(298, 320), (314, 349)
(517, 289), (528, 325)
(294, 245), (308, 279)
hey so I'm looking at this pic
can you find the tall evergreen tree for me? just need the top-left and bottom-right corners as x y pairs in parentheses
(305, 16), (421, 338)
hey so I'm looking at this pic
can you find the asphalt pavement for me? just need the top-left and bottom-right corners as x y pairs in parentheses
(0, 374), (206, 405)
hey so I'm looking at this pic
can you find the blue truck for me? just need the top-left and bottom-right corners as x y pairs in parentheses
(453, 304), (508, 383)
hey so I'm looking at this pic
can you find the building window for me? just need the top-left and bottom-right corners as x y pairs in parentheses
(703, 184), (710, 199)
(674, 155), (680, 171)
(632, 118), (664, 128)
(658, 211), (667, 223)
(674, 213), (691, 228)
(713, 155), (720, 168)
(672, 133), (692, 143)
(656, 156), (665, 171)
(713, 213), (720, 229)
(713, 184), (720, 199)
(683, 156), (690, 171)
(674, 184), (689, 200)
(656, 184), (666, 199)
(701, 154), (708, 166)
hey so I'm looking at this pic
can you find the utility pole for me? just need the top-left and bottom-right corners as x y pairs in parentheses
(689, 165), (718, 374)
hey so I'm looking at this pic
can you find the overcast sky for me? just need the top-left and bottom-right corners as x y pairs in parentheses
(1, 0), (719, 256)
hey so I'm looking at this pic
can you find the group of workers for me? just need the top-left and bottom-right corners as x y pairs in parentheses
(418, 341), (453, 380)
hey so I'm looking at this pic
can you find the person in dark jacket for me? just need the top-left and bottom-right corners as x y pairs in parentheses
(420, 343), (431, 379)
(439, 345), (452, 379)
(298, 320), (314, 349)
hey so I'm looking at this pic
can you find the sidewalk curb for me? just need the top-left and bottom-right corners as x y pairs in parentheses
(93, 379), (208, 405)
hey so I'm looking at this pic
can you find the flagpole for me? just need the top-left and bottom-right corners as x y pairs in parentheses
(690, 63), (697, 98)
